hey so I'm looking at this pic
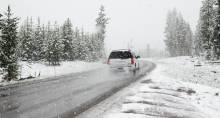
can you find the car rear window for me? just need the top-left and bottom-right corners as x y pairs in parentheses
(109, 51), (132, 59)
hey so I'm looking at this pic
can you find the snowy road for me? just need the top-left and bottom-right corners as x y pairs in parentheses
(0, 61), (155, 118)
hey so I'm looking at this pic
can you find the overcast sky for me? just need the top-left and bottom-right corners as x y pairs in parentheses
(0, 0), (202, 52)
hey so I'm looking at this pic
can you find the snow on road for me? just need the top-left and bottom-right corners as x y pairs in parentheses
(0, 61), (105, 86)
(78, 57), (220, 118)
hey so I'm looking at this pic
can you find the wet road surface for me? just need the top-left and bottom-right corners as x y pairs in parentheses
(0, 61), (155, 118)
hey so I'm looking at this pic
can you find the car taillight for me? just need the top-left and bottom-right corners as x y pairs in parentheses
(107, 59), (110, 64)
(131, 57), (134, 64)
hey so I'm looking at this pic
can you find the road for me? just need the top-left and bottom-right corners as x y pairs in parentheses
(0, 61), (155, 118)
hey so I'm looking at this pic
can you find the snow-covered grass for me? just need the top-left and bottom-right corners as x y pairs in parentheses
(157, 56), (220, 88)
(0, 61), (106, 86)
(103, 57), (220, 118)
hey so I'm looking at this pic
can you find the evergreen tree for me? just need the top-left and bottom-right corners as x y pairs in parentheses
(33, 17), (44, 61)
(0, 6), (19, 81)
(76, 28), (87, 60)
(73, 27), (81, 60)
(41, 24), (47, 61)
(185, 24), (193, 55)
(199, 0), (216, 59)
(164, 9), (178, 56)
(90, 34), (99, 61)
(96, 5), (109, 58)
(50, 22), (63, 65)
(61, 18), (74, 60)
(19, 17), (35, 61)
(0, 13), (2, 28)
(212, 0), (220, 59)
(194, 22), (203, 55)
(164, 9), (193, 56)
(45, 22), (53, 64)
(0, 13), (3, 65)
(44, 22), (63, 65)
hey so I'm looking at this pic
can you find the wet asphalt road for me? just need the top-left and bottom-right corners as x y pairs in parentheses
(0, 61), (155, 118)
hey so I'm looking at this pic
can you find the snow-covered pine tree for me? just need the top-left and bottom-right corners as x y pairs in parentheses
(0, 6), (19, 81)
(0, 13), (2, 28)
(33, 17), (44, 61)
(89, 33), (99, 61)
(19, 17), (35, 61)
(185, 24), (193, 56)
(194, 22), (203, 56)
(95, 5), (109, 59)
(0, 13), (3, 65)
(73, 27), (80, 60)
(176, 14), (186, 56)
(198, 0), (216, 59)
(85, 33), (97, 62)
(45, 22), (53, 65)
(83, 32), (91, 61)
(50, 22), (63, 65)
(61, 18), (74, 61)
(212, 0), (220, 59)
(41, 24), (47, 61)
(164, 9), (193, 57)
(164, 9), (179, 56)
(176, 15), (193, 56)
(0, 13), (3, 67)
(77, 28), (87, 60)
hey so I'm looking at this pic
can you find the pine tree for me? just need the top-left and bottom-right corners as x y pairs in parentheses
(45, 22), (53, 64)
(50, 22), (63, 65)
(77, 28), (87, 60)
(164, 9), (193, 56)
(185, 24), (193, 55)
(0, 13), (3, 65)
(96, 5), (109, 59)
(165, 9), (177, 56)
(33, 17), (44, 61)
(19, 17), (35, 61)
(193, 23), (203, 56)
(90, 34), (99, 61)
(73, 27), (80, 60)
(212, 0), (220, 59)
(199, 0), (216, 59)
(61, 18), (74, 60)
(194, 22), (203, 55)
(0, 13), (2, 28)
(0, 6), (19, 81)
(86, 34), (97, 61)
(41, 24), (47, 61)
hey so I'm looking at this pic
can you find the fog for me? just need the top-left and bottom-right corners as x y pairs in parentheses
(0, 0), (202, 52)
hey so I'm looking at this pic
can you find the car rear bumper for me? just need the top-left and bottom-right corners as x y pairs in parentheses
(109, 64), (135, 69)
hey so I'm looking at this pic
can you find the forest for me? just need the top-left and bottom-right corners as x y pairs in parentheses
(0, 5), (109, 81)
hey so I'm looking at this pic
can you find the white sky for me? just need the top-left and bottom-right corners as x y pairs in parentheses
(0, 0), (202, 52)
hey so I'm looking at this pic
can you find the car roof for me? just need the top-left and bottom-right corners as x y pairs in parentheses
(111, 49), (131, 52)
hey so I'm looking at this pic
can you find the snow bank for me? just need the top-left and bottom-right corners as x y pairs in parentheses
(0, 61), (105, 86)
(19, 61), (105, 79)
(157, 56), (220, 88)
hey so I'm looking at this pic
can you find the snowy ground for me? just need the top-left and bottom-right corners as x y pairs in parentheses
(77, 57), (220, 118)
(157, 56), (220, 88)
(0, 61), (105, 86)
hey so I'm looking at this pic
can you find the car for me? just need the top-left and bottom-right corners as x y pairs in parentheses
(107, 49), (140, 70)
